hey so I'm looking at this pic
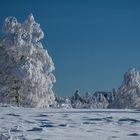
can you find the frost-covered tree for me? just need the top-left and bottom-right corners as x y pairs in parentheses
(54, 90), (110, 109)
(52, 96), (72, 109)
(0, 14), (56, 107)
(111, 68), (140, 109)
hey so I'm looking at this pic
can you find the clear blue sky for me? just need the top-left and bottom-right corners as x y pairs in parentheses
(0, 0), (140, 96)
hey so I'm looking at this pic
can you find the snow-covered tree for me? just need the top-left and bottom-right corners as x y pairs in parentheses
(111, 68), (140, 109)
(0, 14), (56, 107)
(55, 90), (110, 109)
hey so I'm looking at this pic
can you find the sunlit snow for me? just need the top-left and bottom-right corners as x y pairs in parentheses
(0, 107), (140, 140)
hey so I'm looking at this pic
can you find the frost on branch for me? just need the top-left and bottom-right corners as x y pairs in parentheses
(111, 68), (140, 109)
(0, 14), (55, 107)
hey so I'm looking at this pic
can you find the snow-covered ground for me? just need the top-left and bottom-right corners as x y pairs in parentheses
(0, 107), (140, 140)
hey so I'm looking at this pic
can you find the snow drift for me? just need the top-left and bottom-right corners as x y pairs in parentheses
(0, 14), (56, 107)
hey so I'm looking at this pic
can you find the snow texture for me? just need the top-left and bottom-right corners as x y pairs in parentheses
(0, 107), (140, 140)
(0, 14), (55, 107)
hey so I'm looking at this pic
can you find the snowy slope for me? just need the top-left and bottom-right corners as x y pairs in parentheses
(0, 107), (140, 140)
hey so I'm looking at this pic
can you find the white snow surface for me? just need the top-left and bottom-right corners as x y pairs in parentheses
(0, 107), (140, 140)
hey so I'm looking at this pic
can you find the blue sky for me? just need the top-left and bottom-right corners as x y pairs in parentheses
(0, 0), (140, 96)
